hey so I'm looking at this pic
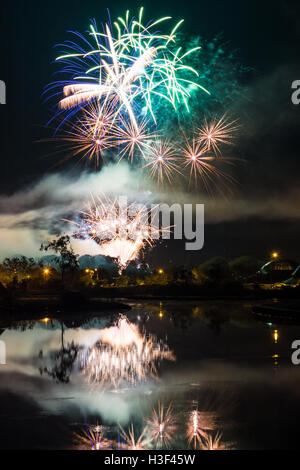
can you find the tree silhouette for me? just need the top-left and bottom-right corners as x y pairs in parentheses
(40, 235), (79, 281)
(1, 256), (36, 279)
(38, 321), (80, 383)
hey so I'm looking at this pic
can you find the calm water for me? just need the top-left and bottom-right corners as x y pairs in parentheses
(1, 299), (300, 450)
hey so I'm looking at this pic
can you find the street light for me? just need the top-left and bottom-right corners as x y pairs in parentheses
(43, 267), (50, 282)
(272, 252), (279, 259)
(158, 268), (164, 274)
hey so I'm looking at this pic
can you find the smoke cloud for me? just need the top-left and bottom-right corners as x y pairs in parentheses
(0, 159), (299, 259)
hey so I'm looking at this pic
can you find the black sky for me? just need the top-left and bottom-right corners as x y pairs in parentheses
(0, 0), (299, 264)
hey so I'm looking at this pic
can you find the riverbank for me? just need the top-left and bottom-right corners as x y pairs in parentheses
(0, 290), (131, 324)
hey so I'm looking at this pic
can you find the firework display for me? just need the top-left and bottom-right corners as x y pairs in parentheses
(2, 0), (294, 454)
(46, 7), (241, 279)
(68, 194), (169, 270)
(48, 7), (239, 184)
(52, 8), (208, 122)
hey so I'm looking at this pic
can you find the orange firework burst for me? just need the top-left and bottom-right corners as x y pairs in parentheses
(197, 114), (239, 155)
(55, 101), (117, 167)
(146, 403), (176, 448)
(143, 139), (181, 184)
(180, 136), (237, 193)
(112, 117), (157, 161)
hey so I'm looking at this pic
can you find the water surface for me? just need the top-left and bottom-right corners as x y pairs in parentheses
(1, 299), (300, 450)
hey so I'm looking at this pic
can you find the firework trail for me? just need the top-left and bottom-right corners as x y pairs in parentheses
(78, 316), (175, 388)
(146, 402), (176, 448)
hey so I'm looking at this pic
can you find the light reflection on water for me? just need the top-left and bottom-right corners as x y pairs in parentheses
(1, 300), (300, 449)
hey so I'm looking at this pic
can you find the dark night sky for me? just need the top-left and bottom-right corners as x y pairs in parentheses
(0, 0), (299, 265)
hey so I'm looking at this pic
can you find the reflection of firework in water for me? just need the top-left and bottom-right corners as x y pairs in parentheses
(79, 316), (175, 387)
(201, 432), (232, 450)
(146, 403), (176, 448)
(120, 424), (150, 450)
(69, 194), (168, 271)
(74, 424), (112, 450)
(186, 409), (216, 449)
